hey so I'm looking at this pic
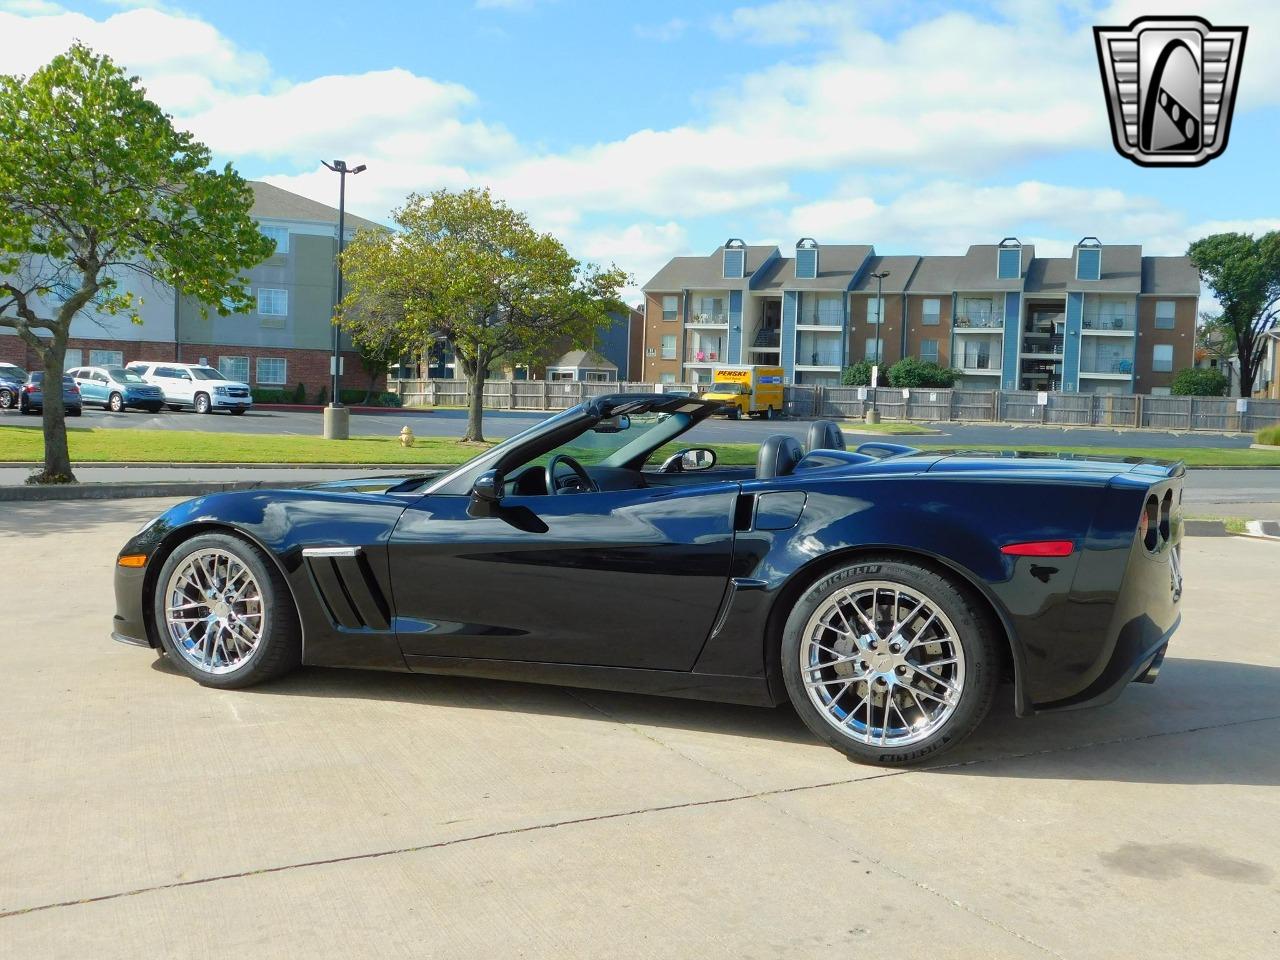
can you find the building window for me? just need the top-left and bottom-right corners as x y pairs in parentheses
(260, 225), (289, 255)
(800, 294), (842, 326)
(997, 247), (1021, 280)
(1150, 386), (1172, 396)
(922, 298), (941, 325)
(62, 349), (83, 370)
(256, 357), (286, 385)
(220, 284), (251, 313)
(659, 372), (676, 384)
(920, 339), (939, 363)
(1076, 246), (1101, 281)
(89, 349), (123, 367)
(660, 335), (676, 360)
(1155, 300), (1176, 329)
(219, 356), (249, 383)
(258, 288), (288, 317)
(1152, 344), (1173, 373)
(695, 296), (726, 322)
(865, 338), (884, 362)
(865, 298), (883, 325)
(661, 295), (678, 322)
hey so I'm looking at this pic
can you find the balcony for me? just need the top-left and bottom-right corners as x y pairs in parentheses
(1082, 313), (1137, 333)
(686, 312), (728, 327)
(685, 345), (725, 364)
(796, 315), (843, 329)
(795, 349), (842, 368)
(954, 312), (1004, 329)
(1021, 335), (1064, 356)
(955, 357), (1000, 372)
(1080, 357), (1134, 375)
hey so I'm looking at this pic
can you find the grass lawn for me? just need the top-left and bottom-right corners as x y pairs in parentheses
(3, 426), (1279, 469)
(0, 426), (761, 467)
(839, 422), (939, 435)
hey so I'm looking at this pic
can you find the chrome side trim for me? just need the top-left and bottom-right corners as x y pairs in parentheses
(111, 631), (150, 648)
(301, 546), (363, 558)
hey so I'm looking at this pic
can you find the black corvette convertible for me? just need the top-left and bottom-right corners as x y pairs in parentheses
(113, 394), (1184, 764)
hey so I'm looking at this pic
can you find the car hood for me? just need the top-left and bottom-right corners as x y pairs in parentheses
(208, 380), (251, 391)
(300, 472), (447, 495)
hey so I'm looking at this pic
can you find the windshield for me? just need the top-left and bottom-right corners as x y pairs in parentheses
(106, 368), (147, 384)
(709, 382), (744, 393)
(190, 366), (228, 380)
(520, 411), (691, 471)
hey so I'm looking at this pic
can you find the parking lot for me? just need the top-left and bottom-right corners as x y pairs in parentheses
(1, 499), (1278, 959)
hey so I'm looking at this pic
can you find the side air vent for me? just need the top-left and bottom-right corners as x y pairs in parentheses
(302, 547), (390, 630)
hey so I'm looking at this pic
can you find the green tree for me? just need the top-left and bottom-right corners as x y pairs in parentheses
(1170, 367), (1228, 397)
(841, 360), (874, 386)
(340, 188), (628, 442)
(0, 44), (272, 482)
(1187, 232), (1280, 397)
(886, 356), (959, 388)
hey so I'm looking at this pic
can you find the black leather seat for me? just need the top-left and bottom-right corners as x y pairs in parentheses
(805, 419), (846, 452)
(756, 434), (804, 479)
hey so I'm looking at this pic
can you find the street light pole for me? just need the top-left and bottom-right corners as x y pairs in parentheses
(867, 270), (890, 424)
(320, 159), (366, 439)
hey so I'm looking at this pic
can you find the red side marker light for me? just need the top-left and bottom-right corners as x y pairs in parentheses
(1001, 540), (1075, 557)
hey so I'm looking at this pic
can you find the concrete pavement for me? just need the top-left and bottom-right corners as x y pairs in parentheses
(1, 500), (1278, 958)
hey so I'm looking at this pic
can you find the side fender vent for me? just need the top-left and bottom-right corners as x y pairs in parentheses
(302, 547), (390, 630)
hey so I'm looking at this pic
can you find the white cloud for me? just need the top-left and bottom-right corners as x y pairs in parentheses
(712, 1), (860, 45)
(634, 18), (687, 42)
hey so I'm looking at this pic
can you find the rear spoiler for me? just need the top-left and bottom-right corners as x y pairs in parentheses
(854, 441), (921, 460)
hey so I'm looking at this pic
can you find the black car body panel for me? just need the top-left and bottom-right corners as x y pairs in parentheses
(114, 394), (1184, 717)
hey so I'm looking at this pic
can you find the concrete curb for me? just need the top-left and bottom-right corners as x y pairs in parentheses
(253, 403), (427, 415)
(1249, 443), (1280, 451)
(0, 480), (269, 502)
(1245, 520), (1280, 539)
(1183, 519), (1230, 537)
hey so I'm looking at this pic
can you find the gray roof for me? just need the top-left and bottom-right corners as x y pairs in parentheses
(250, 181), (384, 232)
(954, 243), (1036, 292)
(549, 348), (616, 371)
(1140, 255), (1201, 296)
(642, 245), (779, 291)
(905, 256), (964, 294)
(850, 255), (919, 294)
(1024, 257), (1073, 294)
(786, 244), (874, 290)
(1069, 244), (1141, 293)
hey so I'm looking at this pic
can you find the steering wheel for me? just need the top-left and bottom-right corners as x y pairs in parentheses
(546, 454), (597, 495)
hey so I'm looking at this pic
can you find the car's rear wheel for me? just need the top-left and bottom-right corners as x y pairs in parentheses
(194, 393), (211, 415)
(781, 558), (999, 765)
(108, 392), (124, 412)
(68, 406), (82, 417)
(152, 532), (301, 688)
(0, 388), (13, 409)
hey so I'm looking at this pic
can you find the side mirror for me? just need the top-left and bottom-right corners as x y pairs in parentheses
(468, 470), (503, 518)
(681, 448), (717, 471)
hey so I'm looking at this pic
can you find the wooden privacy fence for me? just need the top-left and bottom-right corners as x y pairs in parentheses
(388, 379), (1280, 432)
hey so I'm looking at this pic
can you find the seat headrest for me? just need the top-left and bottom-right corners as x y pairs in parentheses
(756, 434), (804, 480)
(805, 419), (846, 452)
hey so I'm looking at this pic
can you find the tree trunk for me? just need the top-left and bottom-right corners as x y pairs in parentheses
(36, 348), (74, 484)
(463, 369), (486, 443)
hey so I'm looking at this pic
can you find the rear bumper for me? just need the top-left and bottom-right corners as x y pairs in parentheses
(1037, 614), (1179, 713)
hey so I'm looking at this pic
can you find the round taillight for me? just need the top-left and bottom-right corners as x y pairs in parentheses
(1137, 508), (1149, 541)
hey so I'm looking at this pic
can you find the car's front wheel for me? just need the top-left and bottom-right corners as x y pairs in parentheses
(0, 388), (13, 409)
(781, 557), (999, 765)
(194, 392), (211, 415)
(108, 392), (124, 412)
(152, 532), (301, 688)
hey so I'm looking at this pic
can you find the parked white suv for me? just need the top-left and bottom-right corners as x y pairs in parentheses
(126, 362), (253, 415)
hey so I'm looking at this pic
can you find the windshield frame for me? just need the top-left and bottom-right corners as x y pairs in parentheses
(190, 366), (228, 381)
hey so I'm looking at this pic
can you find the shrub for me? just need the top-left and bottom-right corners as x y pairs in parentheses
(841, 360), (874, 386)
(1171, 367), (1229, 397)
(313, 385), (327, 406)
(1257, 425), (1280, 447)
(887, 356), (959, 388)
(292, 382), (307, 403)
(249, 387), (292, 404)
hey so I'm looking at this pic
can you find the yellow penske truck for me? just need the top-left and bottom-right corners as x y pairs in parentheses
(702, 364), (785, 419)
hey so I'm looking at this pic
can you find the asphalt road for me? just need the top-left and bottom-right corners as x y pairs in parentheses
(2, 500), (1278, 959)
(0, 403), (1260, 449)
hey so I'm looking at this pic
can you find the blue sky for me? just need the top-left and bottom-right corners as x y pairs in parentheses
(3, 0), (1277, 298)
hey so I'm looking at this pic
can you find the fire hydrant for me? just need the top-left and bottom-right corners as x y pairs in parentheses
(399, 425), (415, 448)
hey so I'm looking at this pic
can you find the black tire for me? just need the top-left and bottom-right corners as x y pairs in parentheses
(781, 557), (1000, 766)
(19, 400), (31, 414)
(729, 406), (741, 420)
(69, 407), (82, 417)
(194, 393), (211, 415)
(151, 532), (301, 689)
(109, 392), (124, 412)
(0, 389), (13, 410)
(147, 405), (164, 413)
(167, 404), (183, 412)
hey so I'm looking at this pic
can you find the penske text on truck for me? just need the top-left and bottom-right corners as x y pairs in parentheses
(702, 365), (784, 419)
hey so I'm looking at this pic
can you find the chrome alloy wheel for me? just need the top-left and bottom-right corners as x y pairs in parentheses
(799, 580), (966, 747)
(163, 548), (266, 674)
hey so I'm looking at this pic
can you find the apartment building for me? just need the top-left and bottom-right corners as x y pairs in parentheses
(0, 181), (380, 394)
(641, 237), (1200, 393)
